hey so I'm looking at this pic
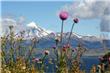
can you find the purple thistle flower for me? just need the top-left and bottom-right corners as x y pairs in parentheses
(59, 11), (68, 21)
(72, 49), (74, 52)
(32, 58), (40, 62)
(73, 18), (79, 23)
(63, 45), (66, 48)
(44, 50), (50, 55)
(66, 44), (70, 48)
(98, 56), (104, 61)
(52, 46), (56, 49)
(108, 57), (110, 63)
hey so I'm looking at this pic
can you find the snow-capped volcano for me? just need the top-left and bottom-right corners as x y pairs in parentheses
(0, 18), (53, 38)
(27, 22), (38, 28)
(26, 22), (53, 37)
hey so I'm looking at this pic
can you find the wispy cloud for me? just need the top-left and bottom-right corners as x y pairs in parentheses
(0, 17), (26, 36)
(60, 0), (110, 32)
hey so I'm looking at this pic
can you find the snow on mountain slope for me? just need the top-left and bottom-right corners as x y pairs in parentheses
(26, 22), (53, 37)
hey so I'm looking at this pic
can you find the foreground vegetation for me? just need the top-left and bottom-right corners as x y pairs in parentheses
(1, 26), (86, 73)
(1, 26), (110, 73)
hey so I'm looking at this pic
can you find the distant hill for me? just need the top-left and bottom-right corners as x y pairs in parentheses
(34, 33), (110, 49)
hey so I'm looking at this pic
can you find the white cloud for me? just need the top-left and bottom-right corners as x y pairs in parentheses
(0, 18), (17, 36)
(0, 17), (27, 36)
(60, 0), (110, 32)
(17, 16), (26, 25)
(100, 15), (110, 32)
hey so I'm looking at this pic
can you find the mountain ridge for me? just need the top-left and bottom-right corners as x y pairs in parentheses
(1, 19), (110, 49)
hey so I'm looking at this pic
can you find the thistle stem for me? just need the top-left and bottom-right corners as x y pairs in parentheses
(60, 20), (64, 46)
(67, 23), (75, 44)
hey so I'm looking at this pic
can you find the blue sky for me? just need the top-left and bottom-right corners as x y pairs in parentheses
(1, 1), (101, 36)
